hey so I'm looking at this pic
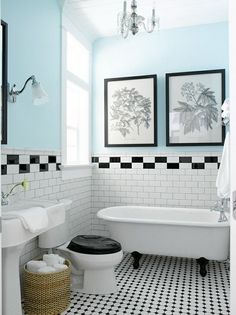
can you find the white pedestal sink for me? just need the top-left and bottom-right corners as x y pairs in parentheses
(2, 199), (66, 315)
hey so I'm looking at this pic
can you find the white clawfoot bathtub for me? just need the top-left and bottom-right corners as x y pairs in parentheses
(97, 206), (230, 261)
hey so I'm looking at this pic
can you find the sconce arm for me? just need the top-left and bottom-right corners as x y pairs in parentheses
(12, 75), (36, 95)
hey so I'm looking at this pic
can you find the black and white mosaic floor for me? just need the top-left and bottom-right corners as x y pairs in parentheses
(62, 253), (230, 315)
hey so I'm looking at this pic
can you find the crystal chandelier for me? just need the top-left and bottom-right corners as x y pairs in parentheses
(118, 0), (159, 39)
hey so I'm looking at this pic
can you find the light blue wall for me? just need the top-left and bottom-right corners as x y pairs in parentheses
(2, 0), (61, 150)
(92, 22), (229, 154)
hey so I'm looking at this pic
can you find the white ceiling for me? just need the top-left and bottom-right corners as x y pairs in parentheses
(64, 0), (228, 41)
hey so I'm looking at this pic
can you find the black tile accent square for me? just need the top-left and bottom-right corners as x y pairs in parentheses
(19, 164), (30, 174)
(205, 156), (218, 163)
(192, 163), (205, 169)
(179, 157), (192, 163)
(121, 163), (132, 169)
(99, 163), (110, 168)
(40, 163), (48, 172)
(56, 163), (61, 171)
(92, 157), (99, 163)
(7, 154), (19, 165)
(30, 155), (40, 164)
(48, 155), (57, 163)
(110, 157), (121, 163)
(132, 157), (143, 163)
(1, 164), (7, 175)
(167, 163), (179, 169)
(218, 163), (221, 169)
(155, 157), (167, 163)
(143, 163), (155, 169)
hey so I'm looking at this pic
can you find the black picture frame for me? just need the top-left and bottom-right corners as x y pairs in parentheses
(104, 74), (157, 147)
(166, 69), (225, 146)
(1, 20), (8, 145)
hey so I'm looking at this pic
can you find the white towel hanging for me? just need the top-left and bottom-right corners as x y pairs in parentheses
(216, 132), (230, 199)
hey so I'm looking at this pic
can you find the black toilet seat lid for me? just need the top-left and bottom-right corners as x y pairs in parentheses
(67, 235), (122, 255)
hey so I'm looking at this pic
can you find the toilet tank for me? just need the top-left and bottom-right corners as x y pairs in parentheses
(38, 199), (72, 249)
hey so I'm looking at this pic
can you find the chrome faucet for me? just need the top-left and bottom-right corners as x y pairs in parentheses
(1, 191), (9, 206)
(1, 179), (29, 206)
(211, 198), (229, 222)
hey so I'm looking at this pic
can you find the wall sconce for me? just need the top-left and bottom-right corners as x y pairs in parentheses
(8, 75), (48, 105)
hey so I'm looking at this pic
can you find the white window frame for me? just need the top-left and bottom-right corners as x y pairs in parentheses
(61, 14), (92, 180)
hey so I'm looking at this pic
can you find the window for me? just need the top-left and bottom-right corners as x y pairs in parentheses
(66, 79), (89, 165)
(67, 32), (89, 83)
(61, 16), (91, 179)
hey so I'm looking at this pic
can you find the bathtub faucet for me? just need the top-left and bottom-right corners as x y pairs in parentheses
(211, 198), (229, 222)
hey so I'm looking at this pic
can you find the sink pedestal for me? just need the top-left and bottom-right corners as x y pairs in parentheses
(3, 244), (25, 315)
(2, 198), (67, 315)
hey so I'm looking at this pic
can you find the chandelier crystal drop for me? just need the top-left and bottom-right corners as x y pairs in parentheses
(117, 0), (160, 39)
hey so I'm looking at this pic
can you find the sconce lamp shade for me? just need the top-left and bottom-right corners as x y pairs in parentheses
(32, 81), (49, 106)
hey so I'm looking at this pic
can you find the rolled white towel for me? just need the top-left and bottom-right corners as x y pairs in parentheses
(53, 254), (65, 264)
(37, 266), (56, 274)
(53, 263), (68, 272)
(27, 260), (47, 273)
(57, 255), (66, 265)
(43, 254), (59, 266)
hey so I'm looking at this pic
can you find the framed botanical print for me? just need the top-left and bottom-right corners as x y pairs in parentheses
(166, 69), (225, 146)
(104, 74), (157, 147)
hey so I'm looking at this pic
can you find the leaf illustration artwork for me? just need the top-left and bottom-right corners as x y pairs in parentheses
(110, 87), (152, 137)
(174, 82), (219, 135)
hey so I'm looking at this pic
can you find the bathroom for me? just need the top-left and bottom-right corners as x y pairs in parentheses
(1, 0), (236, 314)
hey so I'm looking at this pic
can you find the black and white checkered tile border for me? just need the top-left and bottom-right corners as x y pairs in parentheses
(1, 154), (220, 174)
(1, 154), (61, 175)
(92, 156), (220, 170)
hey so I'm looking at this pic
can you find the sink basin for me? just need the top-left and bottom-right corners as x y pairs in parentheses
(2, 199), (66, 248)
(2, 198), (67, 315)
(2, 199), (55, 213)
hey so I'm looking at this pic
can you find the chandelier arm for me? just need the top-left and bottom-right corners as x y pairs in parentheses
(142, 21), (155, 33)
(125, 16), (132, 28)
(121, 31), (129, 39)
(118, 11), (132, 38)
(121, 23), (130, 38)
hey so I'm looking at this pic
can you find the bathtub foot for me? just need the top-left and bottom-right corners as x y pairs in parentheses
(197, 257), (209, 277)
(131, 251), (142, 269)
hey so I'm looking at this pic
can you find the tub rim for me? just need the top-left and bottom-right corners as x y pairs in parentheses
(97, 206), (230, 228)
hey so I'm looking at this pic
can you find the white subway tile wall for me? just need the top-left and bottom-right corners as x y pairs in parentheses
(91, 152), (222, 236)
(1, 149), (222, 272)
(1, 148), (92, 273)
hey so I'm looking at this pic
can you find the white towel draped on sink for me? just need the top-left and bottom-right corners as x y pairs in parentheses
(4, 207), (49, 233)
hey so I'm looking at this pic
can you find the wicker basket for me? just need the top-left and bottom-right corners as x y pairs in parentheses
(24, 259), (71, 315)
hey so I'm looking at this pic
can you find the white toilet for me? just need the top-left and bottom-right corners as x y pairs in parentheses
(38, 200), (123, 295)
